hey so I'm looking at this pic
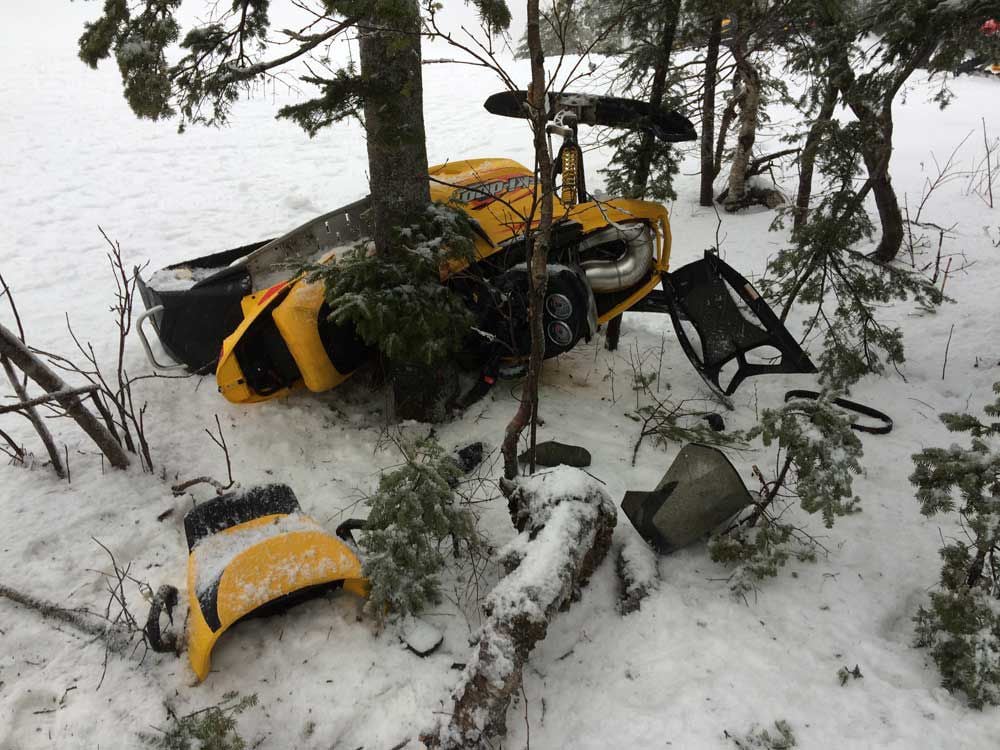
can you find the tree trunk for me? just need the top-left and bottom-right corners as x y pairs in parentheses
(699, 15), (723, 207)
(501, 0), (554, 479)
(358, 0), (431, 255)
(859, 114), (904, 262)
(606, 0), (679, 353)
(840, 80), (904, 263)
(794, 82), (838, 232)
(630, 0), (681, 198)
(359, 0), (441, 420)
(724, 36), (762, 212)
(713, 80), (743, 179)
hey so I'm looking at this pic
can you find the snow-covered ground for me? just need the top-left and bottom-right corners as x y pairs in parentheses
(2, 3), (1000, 748)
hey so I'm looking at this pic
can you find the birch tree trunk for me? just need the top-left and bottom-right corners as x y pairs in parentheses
(724, 35), (762, 212)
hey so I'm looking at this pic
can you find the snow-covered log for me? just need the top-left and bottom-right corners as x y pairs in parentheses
(428, 467), (616, 748)
(616, 531), (660, 615)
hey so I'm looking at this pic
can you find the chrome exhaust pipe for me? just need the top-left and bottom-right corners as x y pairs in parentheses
(579, 223), (654, 293)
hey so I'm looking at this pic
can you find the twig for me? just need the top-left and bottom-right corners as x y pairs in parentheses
(941, 324), (955, 381)
(0, 384), (100, 415)
(983, 117), (994, 209)
(171, 475), (230, 495)
(172, 415), (235, 494)
(521, 681), (531, 750)
(940, 256), (953, 295)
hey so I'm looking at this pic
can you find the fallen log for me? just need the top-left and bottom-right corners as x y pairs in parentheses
(616, 531), (660, 616)
(0, 322), (129, 469)
(427, 467), (616, 748)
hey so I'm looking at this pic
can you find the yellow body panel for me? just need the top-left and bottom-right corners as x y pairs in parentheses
(216, 282), (296, 403)
(271, 279), (353, 393)
(186, 513), (366, 682)
(429, 159), (673, 274)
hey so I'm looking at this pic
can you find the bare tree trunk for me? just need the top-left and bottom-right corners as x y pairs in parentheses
(0, 323), (129, 469)
(501, 0), (554, 479)
(724, 36), (761, 212)
(794, 82), (838, 232)
(699, 15), (723, 207)
(837, 50), (908, 264)
(859, 114), (904, 262)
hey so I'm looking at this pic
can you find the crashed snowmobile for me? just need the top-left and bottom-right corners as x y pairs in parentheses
(137, 91), (814, 405)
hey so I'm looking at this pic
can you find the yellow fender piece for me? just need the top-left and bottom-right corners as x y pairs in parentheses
(184, 485), (367, 682)
(271, 278), (353, 393)
(216, 281), (297, 404)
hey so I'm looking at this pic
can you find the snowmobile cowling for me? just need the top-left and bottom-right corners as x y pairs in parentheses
(184, 485), (367, 682)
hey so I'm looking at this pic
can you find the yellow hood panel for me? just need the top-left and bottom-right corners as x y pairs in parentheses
(186, 511), (366, 682)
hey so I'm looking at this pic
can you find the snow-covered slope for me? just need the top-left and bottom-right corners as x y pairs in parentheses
(2, 3), (999, 749)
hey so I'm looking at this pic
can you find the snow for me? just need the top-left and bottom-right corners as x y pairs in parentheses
(2, 2), (1000, 749)
(399, 616), (444, 656)
(190, 512), (335, 597)
(147, 265), (226, 292)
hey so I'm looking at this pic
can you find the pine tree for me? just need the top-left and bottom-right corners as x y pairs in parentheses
(513, 0), (624, 58)
(600, 0), (684, 202)
(360, 438), (479, 623)
(709, 393), (864, 597)
(910, 383), (1000, 708)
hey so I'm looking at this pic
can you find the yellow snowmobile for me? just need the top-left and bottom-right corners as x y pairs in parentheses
(137, 91), (814, 405)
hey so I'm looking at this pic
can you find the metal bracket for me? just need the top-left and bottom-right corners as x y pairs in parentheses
(136, 306), (188, 371)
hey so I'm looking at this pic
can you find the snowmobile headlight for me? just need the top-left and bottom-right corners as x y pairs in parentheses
(545, 293), (574, 320)
(547, 320), (575, 348)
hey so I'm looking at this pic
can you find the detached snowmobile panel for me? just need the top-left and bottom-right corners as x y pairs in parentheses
(185, 485), (366, 682)
(621, 443), (754, 553)
(658, 252), (817, 398)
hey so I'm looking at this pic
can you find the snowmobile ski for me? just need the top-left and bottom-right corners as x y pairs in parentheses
(483, 91), (698, 142)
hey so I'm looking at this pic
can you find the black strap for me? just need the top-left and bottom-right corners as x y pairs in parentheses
(335, 518), (367, 544)
(455, 354), (501, 411)
(783, 390), (893, 435)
